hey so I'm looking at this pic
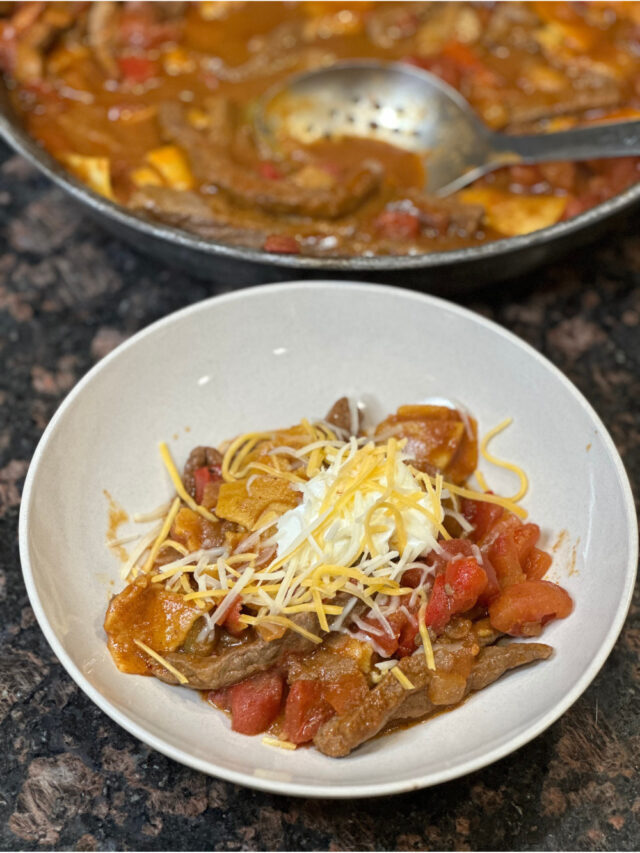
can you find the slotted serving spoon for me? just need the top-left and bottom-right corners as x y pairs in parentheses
(256, 60), (640, 196)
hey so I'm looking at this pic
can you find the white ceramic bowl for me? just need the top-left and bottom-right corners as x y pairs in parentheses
(19, 281), (637, 798)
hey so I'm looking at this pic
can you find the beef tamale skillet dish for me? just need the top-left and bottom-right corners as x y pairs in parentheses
(1, 2), (640, 258)
(105, 399), (573, 755)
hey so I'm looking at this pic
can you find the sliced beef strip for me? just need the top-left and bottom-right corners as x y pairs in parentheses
(218, 163), (381, 219)
(387, 688), (434, 721)
(312, 651), (435, 758)
(128, 186), (270, 248)
(286, 644), (363, 685)
(466, 642), (551, 691)
(148, 612), (321, 690)
(183, 446), (224, 499)
(405, 191), (485, 234)
(503, 76), (623, 128)
(148, 588), (364, 689)
(129, 185), (217, 224)
(158, 102), (228, 179)
(203, 96), (236, 149)
(158, 103), (382, 219)
(213, 24), (332, 88)
(87, 1), (119, 78)
(313, 642), (551, 757)
(389, 640), (552, 724)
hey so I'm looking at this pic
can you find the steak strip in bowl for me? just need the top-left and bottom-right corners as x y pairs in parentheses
(313, 641), (551, 757)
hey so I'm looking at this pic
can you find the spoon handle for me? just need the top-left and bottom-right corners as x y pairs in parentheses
(491, 120), (640, 165)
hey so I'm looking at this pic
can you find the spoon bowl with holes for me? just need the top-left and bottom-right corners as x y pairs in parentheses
(256, 60), (640, 196)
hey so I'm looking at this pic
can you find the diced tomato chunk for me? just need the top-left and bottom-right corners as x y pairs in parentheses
(374, 210), (420, 240)
(222, 596), (247, 637)
(283, 680), (334, 744)
(230, 670), (284, 735)
(444, 557), (488, 613)
(118, 55), (157, 84)
(524, 547), (553, 581)
(477, 554), (500, 606)
(396, 613), (419, 658)
(360, 611), (405, 657)
(478, 511), (521, 548)
(194, 466), (212, 505)
(439, 538), (476, 560)
(424, 555), (488, 634)
(405, 541), (480, 609)
(193, 463), (222, 505)
(423, 574), (450, 633)
(462, 497), (503, 542)
(360, 608), (421, 658)
(194, 463), (222, 507)
(489, 532), (526, 589)
(208, 687), (231, 712)
(489, 580), (573, 637)
(427, 539), (474, 572)
(263, 234), (300, 254)
(513, 523), (540, 563)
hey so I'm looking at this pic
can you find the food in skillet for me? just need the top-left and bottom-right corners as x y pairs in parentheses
(104, 398), (573, 755)
(1, 3), (639, 258)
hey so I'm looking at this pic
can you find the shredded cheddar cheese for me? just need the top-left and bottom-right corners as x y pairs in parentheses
(221, 431), (274, 482)
(246, 462), (306, 484)
(142, 497), (181, 574)
(226, 553), (258, 565)
(158, 538), (189, 556)
(120, 523), (162, 580)
(312, 588), (330, 631)
(239, 613), (323, 644)
(437, 479), (527, 520)
(476, 417), (529, 503)
(183, 588), (228, 601)
(133, 502), (172, 523)
(418, 602), (436, 671)
(262, 737), (297, 750)
(390, 666), (415, 690)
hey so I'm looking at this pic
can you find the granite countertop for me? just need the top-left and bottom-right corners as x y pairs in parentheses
(0, 141), (638, 852)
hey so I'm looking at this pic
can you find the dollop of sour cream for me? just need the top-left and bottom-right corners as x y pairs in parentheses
(272, 440), (443, 575)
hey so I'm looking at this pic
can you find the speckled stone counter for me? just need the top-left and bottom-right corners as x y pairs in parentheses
(0, 141), (638, 852)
